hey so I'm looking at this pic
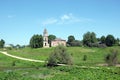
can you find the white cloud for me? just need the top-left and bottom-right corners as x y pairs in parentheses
(61, 14), (71, 20)
(8, 15), (16, 18)
(59, 13), (81, 24)
(41, 13), (93, 26)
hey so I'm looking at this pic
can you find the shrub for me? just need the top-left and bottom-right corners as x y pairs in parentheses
(87, 43), (106, 48)
(12, 61), (16, 66)
(83, 55), (87, 61)
(47, 45), (73, 66)
(105, 49), (118, 66)
(70, 40), (82, 47)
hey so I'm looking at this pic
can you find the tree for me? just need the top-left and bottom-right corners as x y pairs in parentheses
(83, 32), (91, 46)
(100, 36), (106, 44)
(105, 49), (118, 66)
(0, 39), (5, 48)
(70, 40), (82, 47)
(29, 34), (43, 48)
(83, 32), (97, 46)
(48, 35), (56, 47)
(105, 35), (115, 46)
(91, 32), (97, 43)
(67, 35), (75, 46)
(47, 45), (73, 66)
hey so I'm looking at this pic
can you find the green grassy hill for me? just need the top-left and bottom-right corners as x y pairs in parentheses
(7, 46), (120, 66)
(0, 46), (120, 80)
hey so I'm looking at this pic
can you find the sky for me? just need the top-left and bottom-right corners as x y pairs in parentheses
(0, 0), (120, 45)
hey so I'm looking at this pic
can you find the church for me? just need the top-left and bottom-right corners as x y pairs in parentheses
(43, 29), (66, 48)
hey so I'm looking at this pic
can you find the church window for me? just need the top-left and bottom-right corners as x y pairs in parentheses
(45, 43), (46, 46)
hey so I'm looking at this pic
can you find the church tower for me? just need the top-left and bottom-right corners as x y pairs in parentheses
(43, 28), (49, 48)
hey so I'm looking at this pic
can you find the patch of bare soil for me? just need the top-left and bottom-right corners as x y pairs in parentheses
(97, 63), (120, 67)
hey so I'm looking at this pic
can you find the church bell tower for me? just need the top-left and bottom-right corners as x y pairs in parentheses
(43, 28), (49, 48)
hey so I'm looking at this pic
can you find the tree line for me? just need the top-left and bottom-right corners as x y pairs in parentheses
(29, 31), (120, 48)
(82, 32), (119, 47)
(0, 31), (119, 49)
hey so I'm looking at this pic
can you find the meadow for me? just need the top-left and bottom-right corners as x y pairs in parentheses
(0, 46), (120, 80)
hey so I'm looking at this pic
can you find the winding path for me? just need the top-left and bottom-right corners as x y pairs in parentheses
(0, 51), (45, 63)
(0, 51), (119, 68)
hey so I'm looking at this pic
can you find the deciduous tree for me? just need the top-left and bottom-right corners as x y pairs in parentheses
(29, 34), (43, 48)
(83, 32), (97, 46)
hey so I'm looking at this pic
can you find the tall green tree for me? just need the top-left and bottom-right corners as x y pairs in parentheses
(48, 35), (56, 47)
(67, 35), (75, 46)
(29, 34), (43, 48)
(83, 32), (97, 46)
(91, 32), (97, 43)
(100, 36), (106, 44)
(105, 35), (115, 46)
(83, 32), (91, 46)
(0, 39), (5, 48)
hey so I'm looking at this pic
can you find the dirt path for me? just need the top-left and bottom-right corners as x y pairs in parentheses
(0, 51), (119, 68)
(0, 51), (45, 63)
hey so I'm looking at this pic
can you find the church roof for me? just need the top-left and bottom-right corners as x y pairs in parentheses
(53, 38), (66, 41)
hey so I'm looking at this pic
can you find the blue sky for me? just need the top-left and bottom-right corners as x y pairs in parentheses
(0, 0), (120, 45)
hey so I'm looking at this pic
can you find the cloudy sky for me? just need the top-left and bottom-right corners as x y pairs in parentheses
(0, 0), (120, 45)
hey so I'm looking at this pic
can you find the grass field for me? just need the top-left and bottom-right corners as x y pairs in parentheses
(0, 46), (120, 80)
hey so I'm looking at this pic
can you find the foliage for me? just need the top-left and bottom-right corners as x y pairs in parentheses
(83, 32), (97, 46)
(70, 40), (82, 47)
(48, 34), (56, 47)
(105, 35), (115, 46)
(87, 43), (106, 48)
(100, 36), (106, 44)
(0, 39), (5, 48)
(67, 35), (75, 46)
(29, 34), (43, 48)
(83, 55), (87, 61)
(105, 49), (118, 66)
(47, 45), (73, 66)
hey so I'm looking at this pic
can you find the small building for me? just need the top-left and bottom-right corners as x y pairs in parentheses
(43, 29), (66, 48)
(51, 38), (66, 47)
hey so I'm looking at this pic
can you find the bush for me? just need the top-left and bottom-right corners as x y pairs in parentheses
(105, 49), (118, 66)
(47, 45), (73, 67)
(70, 40), (82, 47)
(83, 55), (87, 61)
(87, 43), (106, 48)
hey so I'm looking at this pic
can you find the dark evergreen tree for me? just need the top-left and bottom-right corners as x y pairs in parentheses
(105, 35), (115, 46)
(0, 39), (5, 48)
(67, 35), (75, 46)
